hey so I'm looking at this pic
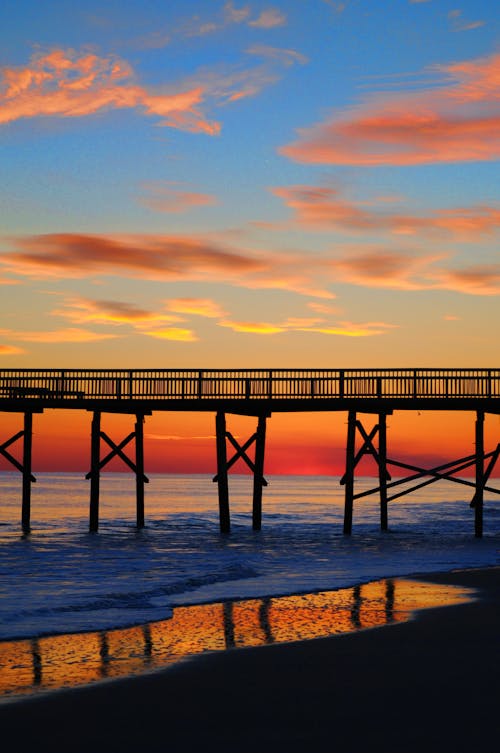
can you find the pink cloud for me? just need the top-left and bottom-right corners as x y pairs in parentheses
(271, 184), (500, 238)
(51, 297), (183, 328)
(0, 49), (220, 134)
(280, 52), (500, 165)
(138, 182), (218, 213)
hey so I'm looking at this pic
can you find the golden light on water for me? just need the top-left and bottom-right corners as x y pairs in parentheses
(0, 578), (473, 700)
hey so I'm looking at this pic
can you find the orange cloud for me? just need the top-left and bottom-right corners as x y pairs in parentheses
(0, 327), (118, 343)
(51, 296), (183, 327)
(138, 182), (218, 213)
(0, 232), (334, 298)
(280, 52), (500, 165)
(0, 344), (25, 355)
(166, 298), (227, 318)
(143, 328), (198, 342)
(219, 316), (397, 337)
(333, 249), (500, 295)
(219, 320), (287, 334)
(0, 49), (219, 134)
(2, 233), (264, 280)
(271, 184), (500, 238)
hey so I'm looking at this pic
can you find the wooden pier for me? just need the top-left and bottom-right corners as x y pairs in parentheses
(0, 368), (499, 536)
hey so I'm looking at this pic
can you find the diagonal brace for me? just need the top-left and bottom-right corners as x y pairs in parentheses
(213, 431), (268, 485)
(0, 430), (36, 481)
(85, 430), (149, 482)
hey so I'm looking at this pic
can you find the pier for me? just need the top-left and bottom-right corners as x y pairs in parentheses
(1, 368), (499, 536)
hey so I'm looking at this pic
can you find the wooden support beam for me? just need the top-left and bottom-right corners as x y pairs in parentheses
(21, 412), (33, 534)
(135, 414), (145, 528)
(89, 411), (101, 533)
(215, 411), (230, 533)
(378, 412), (388, 531)
(475, 411), (484, 538)
(0, 415), (37, 533)
(343, 410), (356, 534)
(252, 415), (267, 531)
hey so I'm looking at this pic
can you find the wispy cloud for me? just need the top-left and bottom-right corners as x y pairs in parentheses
(51, 296), (183, 327)
(0, 232), (333, 298)
(219, 316), (398, 337)
(271, 184), (500, 238)
(0, 344), (25, 355)
(249, 9), (287, 29)
(137, 182), (218, 213)
(246, 45), (308, 66)
(332, 249), (500, 295)
(0, 327), (119, 343)
(0, 49), (220, 134)
(166, 298), (228, 318)
(448, 9), (485, 33)
(280, 52), (500, 165)
(142, 328), (198, 342)
(2, 232), (498, 299)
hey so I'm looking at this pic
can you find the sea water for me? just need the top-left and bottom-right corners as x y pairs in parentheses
(0, 472), (498, 642)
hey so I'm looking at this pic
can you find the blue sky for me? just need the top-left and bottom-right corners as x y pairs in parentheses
(0, 0), (498, 368)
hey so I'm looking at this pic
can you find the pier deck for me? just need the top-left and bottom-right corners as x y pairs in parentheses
(1, 369), (499, 537)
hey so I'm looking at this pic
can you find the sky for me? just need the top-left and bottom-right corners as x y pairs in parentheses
(0, 0), (499, 476)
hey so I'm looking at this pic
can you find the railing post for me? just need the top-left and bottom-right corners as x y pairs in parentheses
(339, 370), (344, 398)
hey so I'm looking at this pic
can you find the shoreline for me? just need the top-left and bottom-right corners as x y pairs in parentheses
(0, 565), (498, 751)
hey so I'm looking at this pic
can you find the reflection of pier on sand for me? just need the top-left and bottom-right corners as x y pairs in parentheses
(0, 578), (473, 700)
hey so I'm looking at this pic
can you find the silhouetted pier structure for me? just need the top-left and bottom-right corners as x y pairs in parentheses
(1, 369), (499, 537)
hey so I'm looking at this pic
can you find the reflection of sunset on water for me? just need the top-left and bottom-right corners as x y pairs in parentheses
(0, 578), (473, 700)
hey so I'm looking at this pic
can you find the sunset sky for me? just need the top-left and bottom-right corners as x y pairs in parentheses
(0, 0), (498, 475)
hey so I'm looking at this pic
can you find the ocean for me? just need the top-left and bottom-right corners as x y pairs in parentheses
(0, 472), (498, 643)
(0, 472), (498, 700)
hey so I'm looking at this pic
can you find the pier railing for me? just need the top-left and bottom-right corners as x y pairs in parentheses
(0, 369), (499, 403)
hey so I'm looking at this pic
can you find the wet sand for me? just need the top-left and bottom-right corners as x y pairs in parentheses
(0, 566), (498, 753)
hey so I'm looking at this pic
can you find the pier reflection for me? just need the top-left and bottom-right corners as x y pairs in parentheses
(0, 578), (473, 700)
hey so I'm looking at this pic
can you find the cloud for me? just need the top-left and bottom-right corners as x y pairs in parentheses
(2, 233), (264, 280)
(0, 232), (334, 298)
(448, 9), (485, 33)
(51, 296), (183, 327)
(219, 320), (287, 334)
(0, 327), (118, 343)
(166, 298), (228, 318)
(142, 328), (198, 342)
(332, 249), (500, 295)
(219, 316), (398, 337)
(246, 45), (308, 66)
(0, 344), (25, 355)
(249, 9), (287, 28)
(0, 49), (220, 134)
(271, 184), (500, 239)
(138, 182), (218, 213)
(280, 52), (500, 165)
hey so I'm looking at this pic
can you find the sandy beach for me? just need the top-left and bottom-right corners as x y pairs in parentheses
(0, 566), (498, 753)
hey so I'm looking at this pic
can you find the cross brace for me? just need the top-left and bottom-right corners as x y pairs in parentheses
(86, 412), (148, 532)
(0, 413), (37, 533)
(213, 412), (268, 533)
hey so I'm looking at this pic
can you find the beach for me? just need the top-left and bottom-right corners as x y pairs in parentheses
(0, 566), (498, 753)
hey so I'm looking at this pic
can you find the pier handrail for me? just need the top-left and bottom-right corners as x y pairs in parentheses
(0, 368), (498, 402)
